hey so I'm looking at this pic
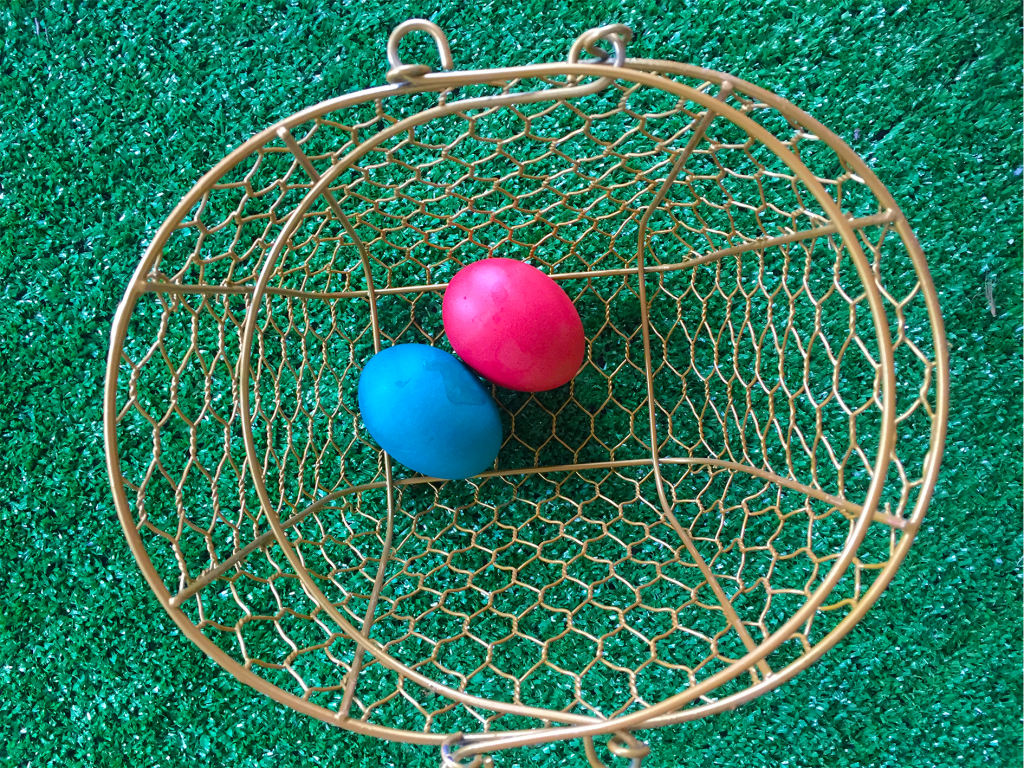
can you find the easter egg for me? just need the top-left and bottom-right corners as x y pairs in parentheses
(442, 258), (585, 392)
(357, 344), (502, 480)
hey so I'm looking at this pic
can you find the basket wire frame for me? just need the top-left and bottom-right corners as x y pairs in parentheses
(104, 21), (948, 768)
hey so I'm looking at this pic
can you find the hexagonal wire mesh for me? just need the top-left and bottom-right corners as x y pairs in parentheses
(104, 21), (948, 768)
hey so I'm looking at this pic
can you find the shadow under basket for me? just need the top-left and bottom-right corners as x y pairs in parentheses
(104, 19), (948, 768)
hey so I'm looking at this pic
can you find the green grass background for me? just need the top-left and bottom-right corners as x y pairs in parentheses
(1, 0), (1021, 766)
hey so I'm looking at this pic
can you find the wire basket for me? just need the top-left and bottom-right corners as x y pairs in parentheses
(104, 20), (948, 767)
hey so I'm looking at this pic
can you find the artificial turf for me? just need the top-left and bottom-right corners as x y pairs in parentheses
(1, 1), (1021, 766)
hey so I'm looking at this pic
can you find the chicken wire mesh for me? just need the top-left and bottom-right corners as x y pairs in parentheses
(104, 21), (948, 768)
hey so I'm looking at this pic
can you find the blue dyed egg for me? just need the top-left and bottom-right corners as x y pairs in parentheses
(357, 344), (502, 480)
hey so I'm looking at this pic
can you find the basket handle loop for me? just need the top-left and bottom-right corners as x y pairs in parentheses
(386, 19), (454, 84)
(583, 731), (650, 768)
(440, 733), (495, 768)
(568, 23), (633, 68)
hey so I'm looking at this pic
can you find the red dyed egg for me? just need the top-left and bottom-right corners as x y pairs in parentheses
(443, 258), (585, 392)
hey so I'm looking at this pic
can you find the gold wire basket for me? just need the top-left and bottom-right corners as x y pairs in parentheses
(104, 21), (949, 767)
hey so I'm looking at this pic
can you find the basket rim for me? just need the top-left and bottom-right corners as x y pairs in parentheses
(103, 57), (950, 749)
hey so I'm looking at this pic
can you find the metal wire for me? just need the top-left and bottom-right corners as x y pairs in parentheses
(104, 19), (949, 768)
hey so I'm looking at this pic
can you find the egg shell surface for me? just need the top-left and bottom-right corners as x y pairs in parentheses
(442, 258), (585, 392)
(357, 344), (502, 480)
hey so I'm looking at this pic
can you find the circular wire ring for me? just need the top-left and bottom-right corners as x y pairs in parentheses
(233, 60), (898, 755)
